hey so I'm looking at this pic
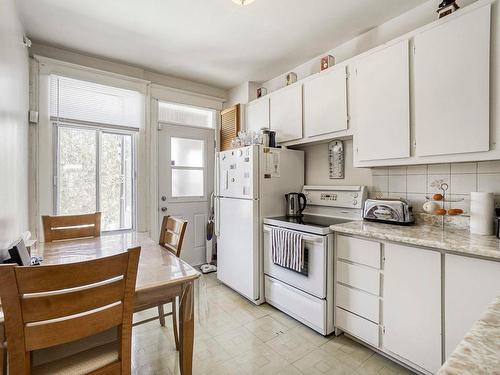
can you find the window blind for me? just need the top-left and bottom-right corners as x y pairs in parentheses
(158, 101), (215, 129)
(50, 75), (144, 129)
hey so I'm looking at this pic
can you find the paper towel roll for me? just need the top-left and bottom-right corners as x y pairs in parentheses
(470, 192), (495, 235)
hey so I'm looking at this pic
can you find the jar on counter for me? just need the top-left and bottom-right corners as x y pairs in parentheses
(260, 128), (270, 147)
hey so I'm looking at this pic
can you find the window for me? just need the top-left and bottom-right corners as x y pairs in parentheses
(51, 75), (141, 231)
(158, 101), (215, 129)
(55, 125), (134, 231)
(171, 137), (205, 197)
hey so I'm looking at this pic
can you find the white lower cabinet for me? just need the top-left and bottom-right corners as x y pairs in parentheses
(335, 235), (382, 350)
(335, 235), (442, 374)
(444, 254), (500, 358)
(335, 307), (379, 347)
(383, 243), (442, 374)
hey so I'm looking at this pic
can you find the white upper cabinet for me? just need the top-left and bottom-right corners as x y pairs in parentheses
(270, 84), (303, 143)
(414, 5), (491, 157)
(245, 97), (269, 132)
(303, 66), (348, 138)
(382, 243), (442, 374)
(353, 40), (410, 162)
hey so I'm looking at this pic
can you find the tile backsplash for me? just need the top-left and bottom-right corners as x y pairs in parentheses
(370, 161), (500, 214)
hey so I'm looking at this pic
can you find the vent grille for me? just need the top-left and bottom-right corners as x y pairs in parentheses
(220, 104), (240, 151)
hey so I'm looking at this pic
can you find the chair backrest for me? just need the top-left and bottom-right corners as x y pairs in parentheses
(0, 247), (140, 375)
(42, 212), (102, 242)
(158, 216), (188, 257)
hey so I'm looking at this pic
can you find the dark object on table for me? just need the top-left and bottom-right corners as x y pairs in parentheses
(437, 0), (459, 18)
(3, 238), (32, 266)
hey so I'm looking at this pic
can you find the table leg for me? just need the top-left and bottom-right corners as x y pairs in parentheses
(179, 281), (194, 375)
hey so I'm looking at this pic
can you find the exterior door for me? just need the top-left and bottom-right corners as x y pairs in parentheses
(158, 123), (215, 265)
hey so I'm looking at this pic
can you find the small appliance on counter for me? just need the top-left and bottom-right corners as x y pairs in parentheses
(285, 192), (307, 217)
(363, 198), (414, 225)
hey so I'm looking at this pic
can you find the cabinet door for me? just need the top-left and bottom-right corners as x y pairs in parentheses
(353, 40), (410, 162)
(246, 97), (269, 132)
(383, 243), (441, 373)
(414, 5), (490, 157)
(270, 85), (302, 143)
(445, 254), (500, 358)
(303, 67), (348, 137)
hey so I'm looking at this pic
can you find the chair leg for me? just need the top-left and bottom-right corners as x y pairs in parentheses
(158, 304), (166, 326)
(172, 299), (180, 351)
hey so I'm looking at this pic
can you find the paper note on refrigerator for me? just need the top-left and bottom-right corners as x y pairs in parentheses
(265, 150), (280, 178)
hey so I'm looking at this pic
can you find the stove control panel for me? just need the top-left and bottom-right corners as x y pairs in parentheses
(303, 186), (367, 209)
(320, 193), (337, 201)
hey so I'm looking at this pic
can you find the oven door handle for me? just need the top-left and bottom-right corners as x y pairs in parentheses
(263, 226), (324, 243)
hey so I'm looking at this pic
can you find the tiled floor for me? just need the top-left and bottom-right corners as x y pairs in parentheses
(131, 273), (414, 375)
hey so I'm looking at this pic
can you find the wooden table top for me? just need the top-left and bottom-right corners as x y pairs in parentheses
(31, 232), (200, 291)
(0, 232), (199, 325)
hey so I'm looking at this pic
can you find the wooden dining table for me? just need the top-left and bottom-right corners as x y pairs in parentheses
(0, 232), (200, 375)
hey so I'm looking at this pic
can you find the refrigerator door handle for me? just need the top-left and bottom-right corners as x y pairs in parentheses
(215, 197), (220, 236)
(215, 153), (219, 197)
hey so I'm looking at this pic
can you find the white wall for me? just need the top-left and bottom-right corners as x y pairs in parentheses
(294, 140), (371, 187)
(0, 0), (29, 256)
(262, 0), (476, 92)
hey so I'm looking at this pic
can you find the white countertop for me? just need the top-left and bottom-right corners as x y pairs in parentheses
(330, 220), (500, 261)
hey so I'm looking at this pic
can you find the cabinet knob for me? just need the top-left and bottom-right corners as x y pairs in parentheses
(161, 207), (167, 212)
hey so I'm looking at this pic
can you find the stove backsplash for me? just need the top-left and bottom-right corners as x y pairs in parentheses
(370, 161), (500, 215)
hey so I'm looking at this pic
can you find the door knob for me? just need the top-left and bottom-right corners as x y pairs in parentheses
(161, 207), (167, 212)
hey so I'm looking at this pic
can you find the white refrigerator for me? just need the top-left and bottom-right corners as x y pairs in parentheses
(215, 145), (304, 303)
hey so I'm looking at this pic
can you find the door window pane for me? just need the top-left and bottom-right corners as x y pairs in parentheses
(57, 127), (97, 215)
(100, 133), (133, 231)
(172, 169), (204, 197)
(171, 137), (204, 167)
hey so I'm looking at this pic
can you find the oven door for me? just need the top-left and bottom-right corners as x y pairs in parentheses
(263, 225), (328, 298)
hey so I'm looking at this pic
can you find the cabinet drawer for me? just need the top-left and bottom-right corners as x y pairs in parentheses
(265, 276), (327, 334)
(337, 235), (381, 269)
(337, 260), (380, 296)
(336, 284), (380, 323)
(336, 307), (379, 347)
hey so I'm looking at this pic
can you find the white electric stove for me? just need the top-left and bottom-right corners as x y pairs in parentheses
(262, 185), (367, 335)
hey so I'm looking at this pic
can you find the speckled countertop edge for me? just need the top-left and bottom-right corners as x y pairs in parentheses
(330, 220), (500, 261)
(437, 297), (500, 375)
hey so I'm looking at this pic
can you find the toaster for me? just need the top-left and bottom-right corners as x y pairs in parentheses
(363, 199), (414, 225)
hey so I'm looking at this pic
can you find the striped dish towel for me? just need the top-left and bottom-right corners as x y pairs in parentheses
(270, 227), (304, 272)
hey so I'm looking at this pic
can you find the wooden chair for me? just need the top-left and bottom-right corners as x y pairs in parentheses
(0, 247), (140, 375)
(133, 216), (187, 351)
(42, 212), (101, 242)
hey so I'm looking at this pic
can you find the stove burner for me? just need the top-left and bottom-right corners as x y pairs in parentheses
(271, 215), (349, 228)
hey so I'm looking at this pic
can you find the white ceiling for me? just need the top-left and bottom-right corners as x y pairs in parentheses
(18, 0), (427, 89)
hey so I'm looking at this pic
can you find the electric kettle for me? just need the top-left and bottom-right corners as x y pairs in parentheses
(285, 193), (307, 217)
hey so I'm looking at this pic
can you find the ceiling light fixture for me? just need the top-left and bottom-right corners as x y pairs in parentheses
(232, 0), (255, 5)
